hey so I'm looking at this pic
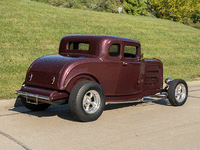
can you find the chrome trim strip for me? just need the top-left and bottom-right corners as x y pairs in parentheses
(51, 76), (55, 84)
(15, 90), (49, 100)
(29, 73), (33, 81)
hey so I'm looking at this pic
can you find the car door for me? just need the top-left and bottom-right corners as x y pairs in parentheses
(115, 44), (142, 95)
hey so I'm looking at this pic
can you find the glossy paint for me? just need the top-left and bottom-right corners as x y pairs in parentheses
(19, 35), (163, 102)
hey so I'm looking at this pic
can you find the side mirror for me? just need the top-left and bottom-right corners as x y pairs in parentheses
(141, 53), (144, 58)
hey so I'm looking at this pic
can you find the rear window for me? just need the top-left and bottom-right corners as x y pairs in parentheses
(69, 42), (90, 51)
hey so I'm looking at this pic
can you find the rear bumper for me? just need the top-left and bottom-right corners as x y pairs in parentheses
(15, 85), (69, 105)
(16, 90), (49, 100)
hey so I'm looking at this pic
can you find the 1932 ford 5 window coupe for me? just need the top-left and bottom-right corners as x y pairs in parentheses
(15, 35), (188, 122)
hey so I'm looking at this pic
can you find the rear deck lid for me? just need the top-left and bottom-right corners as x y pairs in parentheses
(25, 55), (80, 89)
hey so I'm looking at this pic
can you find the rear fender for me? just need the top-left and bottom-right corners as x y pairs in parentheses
(65, 74), (99, 93)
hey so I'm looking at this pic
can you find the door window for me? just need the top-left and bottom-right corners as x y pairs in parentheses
(124, 45), (138, 58)
(109, 44), (120, 57)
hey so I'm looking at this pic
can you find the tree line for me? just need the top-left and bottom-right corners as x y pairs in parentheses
(31, 0), (200, 29)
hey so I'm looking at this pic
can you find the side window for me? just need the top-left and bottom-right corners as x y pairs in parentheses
(69, 42), (89, 51)
(109, 44), (120, 57)
(124, 45), (138, 58)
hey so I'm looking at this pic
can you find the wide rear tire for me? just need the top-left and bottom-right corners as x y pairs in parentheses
(68, 81), (105, 122)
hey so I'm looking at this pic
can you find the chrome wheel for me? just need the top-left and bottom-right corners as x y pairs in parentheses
(175, 84), (186, 103)
(83, 90), (101, 114)
(168, 79), (188, 106)
(69, 81), (105, 122)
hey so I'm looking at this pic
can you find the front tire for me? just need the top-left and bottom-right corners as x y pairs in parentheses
(68, 81), (105, 122)
(168, 79), (188, 106)
(21, 96), (51, 111)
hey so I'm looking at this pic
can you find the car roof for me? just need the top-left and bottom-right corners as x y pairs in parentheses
(62, 34), (140, 44)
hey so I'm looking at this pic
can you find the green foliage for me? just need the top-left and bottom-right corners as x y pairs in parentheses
(0, 0), (200, 99)
(106, 0), (124, 13)
(31, 0), (200, 29)
(67, 0), (123, 13)
(149, 0), (200, 28)
(30, 0), (51, 3)
(124, 0), (147, 15)
(62, 0), (82, 9)
(50, 0), (65, 6)
(31, 0), (124, 12)
(31, 0), (65, 7)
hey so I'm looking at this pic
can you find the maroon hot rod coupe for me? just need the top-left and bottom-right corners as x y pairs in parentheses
(15, 35), (188, 121)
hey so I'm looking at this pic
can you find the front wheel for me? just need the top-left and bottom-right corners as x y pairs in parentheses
(68, 81), (105, 122)
(168, 79), (188, 106)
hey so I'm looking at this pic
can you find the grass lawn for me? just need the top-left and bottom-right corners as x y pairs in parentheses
(0, 0), (200, 100)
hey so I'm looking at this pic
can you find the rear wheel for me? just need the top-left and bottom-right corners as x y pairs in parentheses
(21, 96), (51, 111)
(68, 81), (105, 122)
(168, 79), (188, 106)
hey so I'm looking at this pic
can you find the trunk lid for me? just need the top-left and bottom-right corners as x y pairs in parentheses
(25, 55), (80, 89)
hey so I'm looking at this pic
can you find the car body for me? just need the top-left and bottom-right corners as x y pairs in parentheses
(15, 35), (188, 121)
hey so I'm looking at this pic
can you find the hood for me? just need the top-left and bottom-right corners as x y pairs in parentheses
(25, 55), (80, 89)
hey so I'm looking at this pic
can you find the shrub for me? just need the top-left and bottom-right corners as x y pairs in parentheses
(30, 0), (51, 3)
(124, 0), (147, 15)
(150, 0), (200, 23)
(62, 0), (78, 8)
(50, 0), (65, 6)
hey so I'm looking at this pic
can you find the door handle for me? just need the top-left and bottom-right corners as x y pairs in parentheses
(123, 62), (128, 66)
